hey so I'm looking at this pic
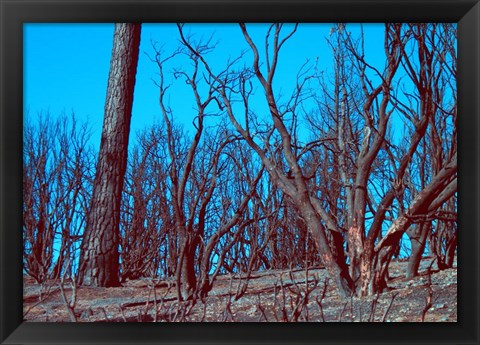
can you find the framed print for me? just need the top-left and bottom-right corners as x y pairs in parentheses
(1, 0), (479, 344)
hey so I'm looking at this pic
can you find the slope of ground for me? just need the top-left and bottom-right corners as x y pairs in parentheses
(23, 257), (457, 322)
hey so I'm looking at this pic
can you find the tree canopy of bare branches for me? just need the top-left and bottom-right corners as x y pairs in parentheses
(24, 23), (457, 302)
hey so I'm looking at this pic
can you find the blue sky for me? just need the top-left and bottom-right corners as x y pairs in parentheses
(24, 23), (386, 148)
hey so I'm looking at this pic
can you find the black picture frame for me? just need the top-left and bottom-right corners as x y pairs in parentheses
(1, 0), (479, 344)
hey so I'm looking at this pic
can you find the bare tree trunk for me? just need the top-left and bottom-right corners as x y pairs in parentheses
(406, 223), (430, 279)
(445, 236), (457, 268)
(177, 229), (198, 300)
(78, 23), (141, 287)
(301, 205), (354, 298)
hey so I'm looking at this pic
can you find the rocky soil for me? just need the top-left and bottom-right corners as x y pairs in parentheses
(23, 257), (457, 322)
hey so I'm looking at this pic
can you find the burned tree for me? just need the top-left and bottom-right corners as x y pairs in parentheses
(149, 36), (266, 300)
(23, 113), (93, 283)
(176, 23), (457, 298)
(78, 23), (141, 287)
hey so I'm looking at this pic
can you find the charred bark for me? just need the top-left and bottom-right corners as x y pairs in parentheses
(406, 223), (430, 279)
(78, 23), (141, 287)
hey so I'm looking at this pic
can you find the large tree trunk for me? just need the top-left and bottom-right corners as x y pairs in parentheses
(177, 231), (198, 300)
(78, 23), (141, 287)
(406, 223), (430, 279)
(359, 246), (393, 296)
(359, 221), (407, 297)
(302, 206), (354, 298)
(444, 235), (457, 268)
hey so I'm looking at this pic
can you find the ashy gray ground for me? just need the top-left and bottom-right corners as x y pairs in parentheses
(23, 257), (457, 322)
